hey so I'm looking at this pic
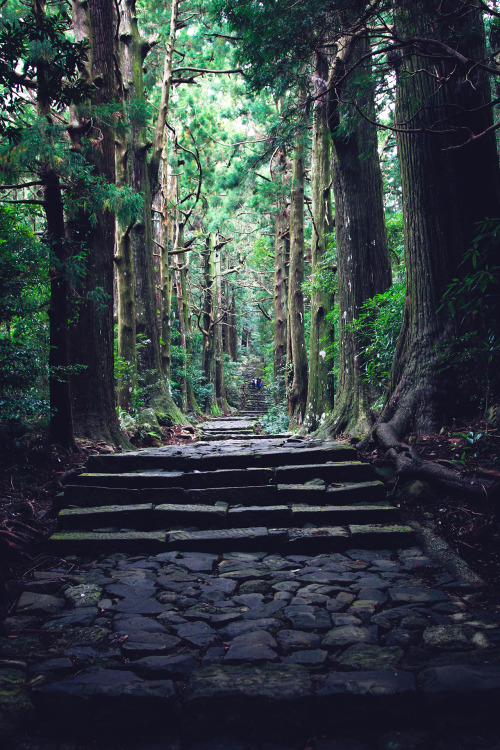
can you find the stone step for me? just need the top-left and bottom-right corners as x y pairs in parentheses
(71, 462), (372, 492)
(196, 432), (286, 441)
(57, 500), (398, 531)
(85, 444), (358, 473)
(48, 523), (415, 555)
(73, 467), (275, 489)
(59, 479), (385, 509)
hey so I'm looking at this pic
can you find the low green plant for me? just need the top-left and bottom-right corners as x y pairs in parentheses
(0, 207), (49, 421)
(452, 430), (493, 465)
(346, 274), (406, 393)
(439, 217), (500, 415)
(260, 403), (289, 434)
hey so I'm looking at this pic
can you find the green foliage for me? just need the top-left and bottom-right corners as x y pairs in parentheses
(260, 403), (289, 434)
(386, 213), (404, 263)
(303, 233), (337, 297)
(127, 98), (152, 128)
(452, 430), (494, 466)
(347, 276), (406, 393)
(438, 218), (500, 413)
(0, 207), (49, 421)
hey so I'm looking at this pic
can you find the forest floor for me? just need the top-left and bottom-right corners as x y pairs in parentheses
(0, 418), (499, 615)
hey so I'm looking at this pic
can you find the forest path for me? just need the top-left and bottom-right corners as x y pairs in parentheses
(3, 426), (500, 749)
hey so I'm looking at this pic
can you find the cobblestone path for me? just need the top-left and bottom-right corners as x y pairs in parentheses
(2, 421), (500, 750)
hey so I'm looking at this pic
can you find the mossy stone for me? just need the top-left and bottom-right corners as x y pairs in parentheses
(0, 667), (35, 738)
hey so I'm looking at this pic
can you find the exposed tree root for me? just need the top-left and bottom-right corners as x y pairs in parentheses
(360, 415), (500, 504)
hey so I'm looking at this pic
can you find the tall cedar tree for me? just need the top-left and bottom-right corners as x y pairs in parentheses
(303, 51), (335, 431)
(287, 105), (308, 428)
(373, 0), (500, 459)
(318, 30), (391, 437)
(70, 0), (125, 444)
(33, 0), (77, 448)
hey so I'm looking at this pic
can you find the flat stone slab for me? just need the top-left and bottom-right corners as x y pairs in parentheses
(276, 462), (374, 484)
(129, 654), (198, 679)
(228, 506), (291, 526)
(225, 631), (279, 663)
(48, 531), (166, 554)
(291, 504), (399, 525)
(155, 503), (228, 527)
(37, 668), (176, 733)
(58, 504), (154, 530)
(335, 644), (404, 670)
(348, 524), (416, 548)
(322, 625), (378, 649)
(188, 486), (278, 506)
(184, 664), (313, 740)
(168, 527), (271, 552)
(420, 665), (500, 695)
(319, 669), (416, 697)
(16, 592), (66, 616)
(286, 527), (350, 554)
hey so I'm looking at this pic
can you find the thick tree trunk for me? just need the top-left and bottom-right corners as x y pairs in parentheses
(287, 117), (308, 428)
(160, 161), (175, 383)
(181, 249), (200, 412)
(272, 149), (289, 404)
(34, 0), (76, 449)
(44, 171), (77, 449)
(214, 242), (229, 410)
(114, 4), (137, 410)
(379, 0), (500, 437)
(318, 33), (391, 438)
(303, 51), (335, 432)
(116, 0), (183, 421)
(202, 233), (216, 412)
(228, 287), (238, 362)
(70, 0), (125, 445)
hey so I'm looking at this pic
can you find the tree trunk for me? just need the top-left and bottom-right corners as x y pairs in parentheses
(70, 0), (125, 445)
(272, 149), (289, 404)
(181, 248), (200, 412)
(160, 158), (174, 383)
(202, 233), (216, 412)
(34, 0), (76, 449)
(228, 287), (238, 362)
(173, 220), (188, 412)
(287, 116), (308, 428)
(44, 170), (77, 449)
(303, 51), (335, 432)
(318, 33), (391, 438)
(214, 240), (228, 410)
(114, 1), (138, 410)
(378, 0), (500, 438)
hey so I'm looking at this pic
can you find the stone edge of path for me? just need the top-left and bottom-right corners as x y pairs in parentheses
(408, 520), (486, 588)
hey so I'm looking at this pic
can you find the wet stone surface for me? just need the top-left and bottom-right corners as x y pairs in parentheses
(3, 546), (499, 687)
(3, 543), (500, 750)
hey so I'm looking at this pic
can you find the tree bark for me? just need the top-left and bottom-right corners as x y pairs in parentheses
(318, 32), (391, 438)
(379, 0), (500, 437)
(202, 232), (217, 412)
(272, 149), (289, 404)
(286, 93), (308, 428)
(214, 240), (229, 410)
(34, 0), (76, 448)
(303, 51), (335, 432)
(44, 170), (77, 449)
(114, 0), (138, 411)
(70, 0), (125, 444)
(228, 286), (238, 362)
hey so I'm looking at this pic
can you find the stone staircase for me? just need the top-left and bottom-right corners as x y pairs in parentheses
(8, 414), (499, 750)
(49, 431), (415, 556)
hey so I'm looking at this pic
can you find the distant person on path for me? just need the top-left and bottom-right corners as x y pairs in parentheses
(257, 377), (262, 390)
